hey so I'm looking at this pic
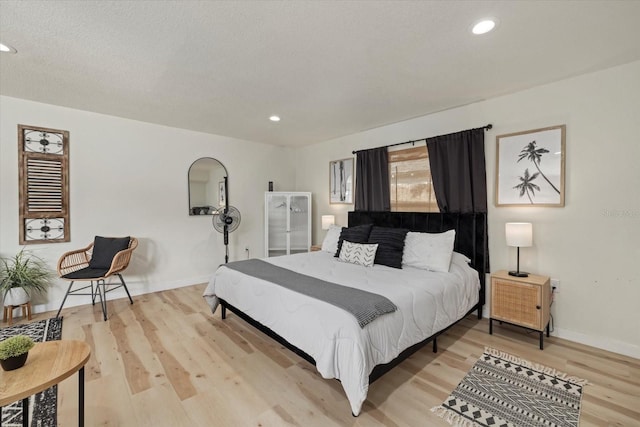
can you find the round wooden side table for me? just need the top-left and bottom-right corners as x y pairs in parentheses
(0, 340), (90, 427)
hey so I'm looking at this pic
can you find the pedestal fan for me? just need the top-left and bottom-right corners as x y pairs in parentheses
(212, 205), (241, 263)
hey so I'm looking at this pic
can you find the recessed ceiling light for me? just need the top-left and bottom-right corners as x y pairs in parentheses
(269, 115), (281, 122)
(0, 43), (17, 54)
(472, 19), (497, 35)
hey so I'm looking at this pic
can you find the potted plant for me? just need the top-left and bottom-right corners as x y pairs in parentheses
(0, 335), (35, 370)
(0, 249), (52, 306)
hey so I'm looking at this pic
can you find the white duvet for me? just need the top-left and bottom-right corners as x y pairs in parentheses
(203, 251), (479, 415)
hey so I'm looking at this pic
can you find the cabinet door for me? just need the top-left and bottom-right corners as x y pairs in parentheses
(289, 194), (310, 254)
(492, 279), (542, 330)
(265, 193), (288, 257)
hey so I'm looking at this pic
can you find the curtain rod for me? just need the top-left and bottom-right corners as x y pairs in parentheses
(351, 124), (492, 155)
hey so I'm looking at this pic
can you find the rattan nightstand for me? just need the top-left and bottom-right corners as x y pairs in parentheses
(490, 270), (551, 349)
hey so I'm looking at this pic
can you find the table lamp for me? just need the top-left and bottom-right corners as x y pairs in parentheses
(506, 222), (532, 277)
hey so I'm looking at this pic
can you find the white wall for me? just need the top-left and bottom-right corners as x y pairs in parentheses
(2, 60), (638, 358)
(0, 96), (295, 313)
(295, 60), (640, 358)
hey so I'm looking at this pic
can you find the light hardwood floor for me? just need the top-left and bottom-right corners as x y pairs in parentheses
(10, 284), (639, 426)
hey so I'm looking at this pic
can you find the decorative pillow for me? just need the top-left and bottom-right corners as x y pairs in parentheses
(89, 236), (131, 269)
(367, 226), (409, 269)
(335, 224), (374, 257)
(321, 225), (343, 254)
(402, 230), (456, 272)
(338, 241), (378, 267)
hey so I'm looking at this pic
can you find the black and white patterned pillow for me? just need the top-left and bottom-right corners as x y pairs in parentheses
(334, 224), (374, 257)
(338, 240), (378, 267)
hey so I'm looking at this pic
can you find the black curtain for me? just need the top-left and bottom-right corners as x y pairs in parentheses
(427, 128), (487, 213)
(354, 147), (390, 211)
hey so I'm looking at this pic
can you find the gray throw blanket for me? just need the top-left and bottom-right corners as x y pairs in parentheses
(224, 259), (397, 328)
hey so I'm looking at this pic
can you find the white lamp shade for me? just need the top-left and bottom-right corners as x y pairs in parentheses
(321, 215), (335, 230)
(505, 223), (532, 247)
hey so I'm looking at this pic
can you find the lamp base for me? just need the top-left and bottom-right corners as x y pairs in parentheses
(508, 270), (529, 277)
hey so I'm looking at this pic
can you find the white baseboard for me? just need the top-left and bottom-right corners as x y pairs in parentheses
(483, 307), (639, 360)
(553, 327), (640, 360)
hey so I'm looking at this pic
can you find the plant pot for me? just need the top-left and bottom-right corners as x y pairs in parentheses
(0, 351), (29, 371)
(4, 287), (29, 306)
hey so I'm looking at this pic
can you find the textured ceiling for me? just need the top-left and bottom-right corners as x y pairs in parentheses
(1, 1), (640, 147)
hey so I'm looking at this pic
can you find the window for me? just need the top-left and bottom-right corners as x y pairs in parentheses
(18, 125), (70, 244)
(389, 144), (439, 212)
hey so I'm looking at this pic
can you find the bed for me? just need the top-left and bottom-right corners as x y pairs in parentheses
(203, 211), (488, 416)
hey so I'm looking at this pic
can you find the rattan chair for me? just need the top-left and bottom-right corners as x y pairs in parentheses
(56, 236), (137, 321)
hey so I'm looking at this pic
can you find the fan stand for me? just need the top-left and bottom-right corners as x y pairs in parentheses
(223, 176), (230, 264)
(224, 225), (229, 264)
(211, 177), (240, 264)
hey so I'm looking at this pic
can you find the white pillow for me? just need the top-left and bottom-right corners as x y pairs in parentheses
(402, 230), (456, 272)
(452, 251), (471, 265)
(338, 240), (378, 267)
(321, 225), (343, 253)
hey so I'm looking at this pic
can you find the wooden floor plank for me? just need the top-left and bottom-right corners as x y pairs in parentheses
(9, 284), (637, 427)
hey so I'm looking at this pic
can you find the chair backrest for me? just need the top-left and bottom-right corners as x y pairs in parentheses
(88, 236), (130, 268)
(109, 237), (137, 274)
(89, 236), (137, 275)
(57, 237), (138, 278)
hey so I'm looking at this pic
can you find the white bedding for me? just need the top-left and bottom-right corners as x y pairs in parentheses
(203, 251), (479, 415)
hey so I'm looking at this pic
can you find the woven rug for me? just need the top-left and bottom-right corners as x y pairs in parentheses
(1, 317), (63, 427)
(432, 347), (588, 427)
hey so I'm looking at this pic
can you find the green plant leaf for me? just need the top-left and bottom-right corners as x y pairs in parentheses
(0, 335), (35, 359)
(0, 249), (53, 299)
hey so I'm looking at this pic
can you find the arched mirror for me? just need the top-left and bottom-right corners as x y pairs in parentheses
(188, 157), (228, 215)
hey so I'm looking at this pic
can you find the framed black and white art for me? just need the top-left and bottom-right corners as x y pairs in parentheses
(496, 125), (566, 207)
(218, 180), (226, 207)
(329, 158), (354, 204)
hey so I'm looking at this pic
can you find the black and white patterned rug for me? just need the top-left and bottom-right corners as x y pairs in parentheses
(432, 347), (587, 427)
(1, 317), (63, 427)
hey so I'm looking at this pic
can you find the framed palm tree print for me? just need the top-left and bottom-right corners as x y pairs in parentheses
(496, 125), (566, 207)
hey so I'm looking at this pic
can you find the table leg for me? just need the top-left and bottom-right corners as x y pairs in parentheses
(79, 366), (85, 427)
(539, 331), (544, 350)
(22, 397), (28, 427)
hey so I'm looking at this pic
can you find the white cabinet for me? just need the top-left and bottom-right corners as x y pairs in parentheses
(265, 192), (311, 257)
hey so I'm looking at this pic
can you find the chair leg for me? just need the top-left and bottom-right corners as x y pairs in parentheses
(117, 273), (134, 305)
(97, 279), (108, 321)
(91, 281), (97, 305)
(56, 281), (75, 318)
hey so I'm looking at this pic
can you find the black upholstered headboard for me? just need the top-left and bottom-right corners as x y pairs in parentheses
(348, 211), (488, 311)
